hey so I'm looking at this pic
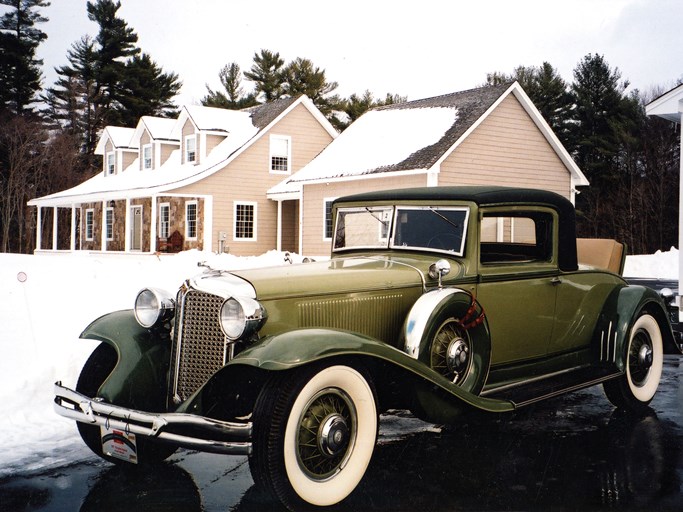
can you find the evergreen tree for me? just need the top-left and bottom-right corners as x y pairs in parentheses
(116, 53), (182, 125)
(0, 0), (49, 116)
(202, 62), (258, 109)
(243, 49), (285, 102)
(337, 90), (407, 130)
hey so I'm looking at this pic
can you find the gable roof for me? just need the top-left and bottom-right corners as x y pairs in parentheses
(29, 95), (338, 208)
(133, 116), (178, 145)
(94, 126), (137, 154)
(645, 83), (683, 123)
(268, 82), (588, 197)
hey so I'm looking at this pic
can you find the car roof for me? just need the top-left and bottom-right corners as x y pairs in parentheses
(334, 186), (578, 271)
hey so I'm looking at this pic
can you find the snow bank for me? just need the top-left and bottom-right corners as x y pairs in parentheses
(0, 247), (677, 477)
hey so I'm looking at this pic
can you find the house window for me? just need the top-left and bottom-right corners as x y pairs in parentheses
(234, 202), (256, 240)
(105, 207), (114, 241)
(106, 152), (115, 175)
(142, 144), (152, 170)
(159, 203), (170, 239)
(85, 209), (94, 241)
(185, 135), (197, 164)
(185, 201), (198, 240)
(270, 135), (290, 173)
(323, 198), (337, 240)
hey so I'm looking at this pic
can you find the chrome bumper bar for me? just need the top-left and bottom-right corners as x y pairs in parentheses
(54, 381), (252, 456)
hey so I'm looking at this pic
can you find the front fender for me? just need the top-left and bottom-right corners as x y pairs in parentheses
(596, 285), (674, 371)
(228, 328), (513, 415)
(80, 309), (171, 410)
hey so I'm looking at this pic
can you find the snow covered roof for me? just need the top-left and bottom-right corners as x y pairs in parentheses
(135, 116), (178, 143)
(646, 83), (683, 124)
(269, 82), (588, 197)
(30, 95), (336, 207)
(94, 126), (137, 154)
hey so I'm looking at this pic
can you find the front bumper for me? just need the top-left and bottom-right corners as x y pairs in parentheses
(54, 381), (252, 456)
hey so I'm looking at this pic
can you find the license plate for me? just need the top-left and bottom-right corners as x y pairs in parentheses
(101, 425), (138, 464)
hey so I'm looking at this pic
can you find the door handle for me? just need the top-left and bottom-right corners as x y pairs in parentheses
(551, 277), (562, 285)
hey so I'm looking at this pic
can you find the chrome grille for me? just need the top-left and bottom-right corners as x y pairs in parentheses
(171, 288), (227, 402)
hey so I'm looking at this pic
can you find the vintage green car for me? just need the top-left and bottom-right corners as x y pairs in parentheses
(55, 186), (676, 510)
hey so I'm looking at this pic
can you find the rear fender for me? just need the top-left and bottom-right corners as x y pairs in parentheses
(79, 309), (171, 411)
(595, 285), (675, 371)
(211, 328), (513, 418)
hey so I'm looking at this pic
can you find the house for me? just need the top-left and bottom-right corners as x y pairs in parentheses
(645, 83), (683, 302)
(268, 82), (589, 256)
(28, 95), (337, 255)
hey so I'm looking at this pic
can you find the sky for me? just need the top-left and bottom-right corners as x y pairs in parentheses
(27, 0), (683, 108)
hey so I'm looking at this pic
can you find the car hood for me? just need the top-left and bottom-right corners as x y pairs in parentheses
(214, 256), (430, 301)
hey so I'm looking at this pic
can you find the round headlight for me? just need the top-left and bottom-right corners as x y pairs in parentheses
(220, 297), (246, 339)
(134, 288), (175, 328)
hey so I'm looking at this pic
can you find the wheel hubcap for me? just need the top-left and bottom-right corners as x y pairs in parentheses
(446, 338), (469, 376)
(431, 319), (471, 384)
(630, 330), (653, 387)
(319, 414), (350, 457)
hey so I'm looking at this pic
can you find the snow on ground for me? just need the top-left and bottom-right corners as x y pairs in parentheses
(0, 247), (678, 477)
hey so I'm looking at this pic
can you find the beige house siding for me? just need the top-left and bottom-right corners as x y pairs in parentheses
(160, 143), (177, 166)
(302, 173), (429, 256)
(438, 95), (571, 198)
(173, 103), (334, 256)
(205, 134), (226, 156)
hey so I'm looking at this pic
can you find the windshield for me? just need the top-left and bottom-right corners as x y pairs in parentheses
(334, 205), (469, 256)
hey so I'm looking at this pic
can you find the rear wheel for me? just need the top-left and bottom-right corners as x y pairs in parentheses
(604, 314), (663, 412)
(250, 363), (377, 510)
(76, 343), (177, 464)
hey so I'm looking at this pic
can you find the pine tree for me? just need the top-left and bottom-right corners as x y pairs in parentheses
(202, 62), (258, 109)
(0, 0), (49, 116)
(116, 53), (182, 125)
(243, 49), (285, 102)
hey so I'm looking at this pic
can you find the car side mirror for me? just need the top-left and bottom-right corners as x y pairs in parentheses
(428, 259), (451, 288)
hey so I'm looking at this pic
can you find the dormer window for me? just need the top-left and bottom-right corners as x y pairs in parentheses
(185, 135), (197, 164)
(142, 144), (152, 170)
(106, 152), (115, 175)
(270, 135), (291, 174)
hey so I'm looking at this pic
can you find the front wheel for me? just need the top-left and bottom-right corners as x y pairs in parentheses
(249, 363), (377, 510)
(76, 343), (177, 464)
(603, 314), (664, 412)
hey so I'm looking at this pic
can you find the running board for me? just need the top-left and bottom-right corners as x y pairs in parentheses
(483, 367), (622, 408)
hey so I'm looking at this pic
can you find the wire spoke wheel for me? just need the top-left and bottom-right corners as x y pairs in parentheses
(430, 319), (471, 384)
(296, 388), (356, 480)
(628, 329), (654, 387)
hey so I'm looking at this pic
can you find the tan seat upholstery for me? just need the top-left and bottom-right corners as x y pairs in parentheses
(576, 238), (625, 274)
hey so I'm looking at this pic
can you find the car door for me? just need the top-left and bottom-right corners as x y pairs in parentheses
(475, 209), (559, 365)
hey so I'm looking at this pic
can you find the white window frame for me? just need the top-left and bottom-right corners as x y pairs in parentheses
(85, 209), (94, 241)
(323, 197), (337, 241)
(185, 135), (197, 164)
(142, 144), (152, 170)
(104, 207), (114, 241)
(159, 202), (170, 239)
(106, 152), (115, 175)
(185, 200), (198, 240)
(269, 135), (291, 174)
(233, 201), (257, 241)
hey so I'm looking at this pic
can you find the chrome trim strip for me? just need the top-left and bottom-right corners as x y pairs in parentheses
(54, 382), (252, 456)
(172, 284), (189, 402)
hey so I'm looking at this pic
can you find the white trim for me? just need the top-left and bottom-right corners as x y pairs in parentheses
(142, 143), (153, 170)
(269, 134), (292, 174)
(105, 152), (116, 176)
(323, 197), (337, 241)
(233, 201), (257, 242)
(185, 200), (198, 240)
(70, 205), (77, 251)
(158, 202), (171, 239)
(104, 206), (114, 241)
(52, 206), (58, 250)
(203, 195), (213, 252)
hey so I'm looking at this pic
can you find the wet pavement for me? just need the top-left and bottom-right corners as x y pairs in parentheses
(2, 356), (682, 511)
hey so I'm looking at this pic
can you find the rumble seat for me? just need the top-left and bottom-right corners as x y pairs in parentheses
(576, 238), (625, 275)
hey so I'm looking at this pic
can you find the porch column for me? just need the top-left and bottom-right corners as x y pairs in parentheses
(150, 196), (157, 252)
(70, 205), (76, 251)
(101, 201), (107, 251)
(204, 195), (213, 252)
(35, 206), (42, 252)
(124, 198), (131, 252)
(276, 200), (283, 252)
(52, 206), (58, 250)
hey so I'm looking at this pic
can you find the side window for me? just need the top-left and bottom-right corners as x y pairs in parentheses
(106, 152), (115, 175)
(270, 135), (290, 173)
(480, 211), (553, 264)
(85, 209), (94, 240)
(185, 135), (197, 164)
(234, 201), (256, 241)
(185, 201), (197, 240)
(142, 144), (152, 170)
(323, 198), (336, 240)
(159, 203), (170, 239)
(104, 207), (114, 241)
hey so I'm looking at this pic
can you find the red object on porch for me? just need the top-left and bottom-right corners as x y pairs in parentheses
(157, 230), (184, 253)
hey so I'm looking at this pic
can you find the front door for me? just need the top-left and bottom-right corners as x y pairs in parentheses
(130, 205), (142, 251)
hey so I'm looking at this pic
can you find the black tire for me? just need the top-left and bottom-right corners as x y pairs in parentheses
(249, 362), (378, 510)
(419, 296), (490, 394)
(76, 343), (177, 465)
(603, 314), (664, 413)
